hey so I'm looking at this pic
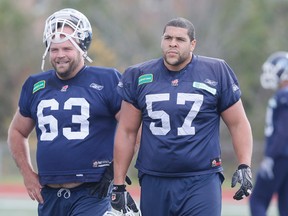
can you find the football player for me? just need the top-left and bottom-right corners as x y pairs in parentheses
(110, 17), (253, 216)
(250, 52), (288, 216)
(7, 8), (124, 216)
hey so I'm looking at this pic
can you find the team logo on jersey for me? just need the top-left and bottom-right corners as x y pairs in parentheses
(33, 80), (45, 94)
(171, 79), (179, 86)
(204, 79), (218, 86)
(90, 83), (104, 90)
(138, 74), (153, 85)
(211, 158), (222, 167)
(193, 81), (216, 95)
(61, 85), (69, 92)
(92, 160), (110, 168)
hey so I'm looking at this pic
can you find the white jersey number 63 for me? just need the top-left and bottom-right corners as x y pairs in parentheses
(37, 98), (89, 141)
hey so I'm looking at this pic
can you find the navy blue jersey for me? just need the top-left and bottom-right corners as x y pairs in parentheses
(118, 55), (241, 177)
(264, 87), (288, 158)
(19, 66), (122, 185)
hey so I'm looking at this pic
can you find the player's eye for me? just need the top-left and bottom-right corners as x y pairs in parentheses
(163, 35), (172, 40)
(176, 37), (186, 42)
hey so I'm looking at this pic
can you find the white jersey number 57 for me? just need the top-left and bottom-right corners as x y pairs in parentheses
(146, 93), (203, 136)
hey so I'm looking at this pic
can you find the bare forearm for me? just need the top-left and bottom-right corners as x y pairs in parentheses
(7, 110), (36, 177)
(113, 101), (142, 185)
(230, 120), (253, 166)
(8, 132), (34, 176)
(113, 129), (137, 185)
(221, 100), (253, 166)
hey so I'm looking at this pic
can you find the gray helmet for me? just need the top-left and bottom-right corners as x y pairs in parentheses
(41, 8), (93, 70)
(260, 51), (288, 89)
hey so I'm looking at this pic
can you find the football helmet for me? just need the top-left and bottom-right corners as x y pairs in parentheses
(41, 8), (93, 71)
(260, 51), (288, 89)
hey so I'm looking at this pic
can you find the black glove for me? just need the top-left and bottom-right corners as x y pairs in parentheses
(111, 185), (140, 214)
(231, 164), (253, 200)
(90, 161), (132, 198)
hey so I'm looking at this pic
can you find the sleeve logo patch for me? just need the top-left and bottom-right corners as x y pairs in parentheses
(138, 74), (153, 86)
(193, 81), (216, 95)
(33, 80), (46, 94)
(232, 83), (239, 92)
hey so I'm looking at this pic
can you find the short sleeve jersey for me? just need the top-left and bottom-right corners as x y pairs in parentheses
(19, 66), (122, 184)
(118, 55), (241, 177)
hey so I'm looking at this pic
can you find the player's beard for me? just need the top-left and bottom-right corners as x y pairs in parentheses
(164, 54), (184, 67)
(52, 54), (82, 80)
(163, 51), (191, 70)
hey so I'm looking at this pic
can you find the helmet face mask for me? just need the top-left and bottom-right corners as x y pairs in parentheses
(41, 8), (93, 71)
(260, 51), (288, 89)
(43, 8), (92, 51)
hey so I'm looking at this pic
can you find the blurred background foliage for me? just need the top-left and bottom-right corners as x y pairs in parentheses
(1, 0), (288, 183)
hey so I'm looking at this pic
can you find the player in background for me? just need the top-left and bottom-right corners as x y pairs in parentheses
(109, 17), (253, 216)
(250, 52), (288, 216)
(7, 8), (128, 216)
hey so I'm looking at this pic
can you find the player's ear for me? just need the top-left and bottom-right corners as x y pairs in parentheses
(190, 39), (196, 52)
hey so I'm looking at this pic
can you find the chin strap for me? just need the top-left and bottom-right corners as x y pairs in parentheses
(41, 44), (50, 72)
(69, 37), (93, 63)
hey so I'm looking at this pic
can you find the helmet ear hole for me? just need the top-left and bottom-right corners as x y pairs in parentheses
(78, 31), (92, 51)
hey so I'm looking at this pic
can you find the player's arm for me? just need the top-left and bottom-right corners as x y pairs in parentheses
(110, 100), (141, 214)
(7, 108), (43, 203)
(114, 100), (142, 185)
(221, 99), (253, 166)
(115, 109), (141, 154)
(221, 99), (253, 200)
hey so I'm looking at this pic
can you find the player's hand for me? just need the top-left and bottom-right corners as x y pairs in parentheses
(259, 157), (274, 179)
(23, 171), (44, 204)
(231, 164), (253, 200)
(110, 185), (140, 214)
(90, 161), (132, 198)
